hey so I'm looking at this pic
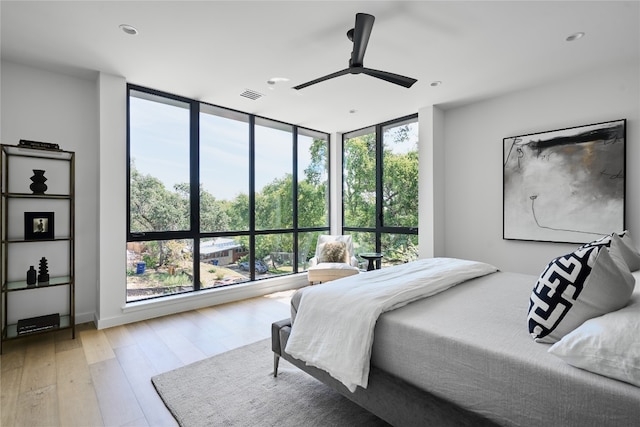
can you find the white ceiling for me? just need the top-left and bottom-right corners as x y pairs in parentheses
(1, 1), (638, 133)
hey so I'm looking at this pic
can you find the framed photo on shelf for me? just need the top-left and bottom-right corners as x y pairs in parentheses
(24, 212), (55, 240)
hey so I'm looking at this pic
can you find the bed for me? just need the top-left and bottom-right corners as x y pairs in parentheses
(271, 241), (640, 426)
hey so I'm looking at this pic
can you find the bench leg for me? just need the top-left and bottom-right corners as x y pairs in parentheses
(274, 353), (280, 377)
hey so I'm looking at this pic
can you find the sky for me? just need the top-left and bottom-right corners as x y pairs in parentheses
(129, 96), (318, 201)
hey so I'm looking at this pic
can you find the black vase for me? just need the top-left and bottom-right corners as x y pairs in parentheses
(30, 169), (48, 195)
(26, 266), (37, 287)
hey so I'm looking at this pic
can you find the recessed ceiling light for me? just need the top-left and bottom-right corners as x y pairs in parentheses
(119, 24), (139, 35)
(430, 81), (442, 87)
(267, 77), (289, 85)
(566, 32), (585, 42)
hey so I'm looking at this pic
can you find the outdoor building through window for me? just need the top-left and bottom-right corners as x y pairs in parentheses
(127, 85), (330, 302)
(343, 115), (419, 267)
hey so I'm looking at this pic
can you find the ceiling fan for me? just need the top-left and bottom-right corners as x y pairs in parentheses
(293, 13), (418, 90)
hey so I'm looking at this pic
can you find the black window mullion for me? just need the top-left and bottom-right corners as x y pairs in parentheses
(375, 124), (383, 253)
(292, 127), (299, 273)
(190, 101), (201, 290)
(248, 115), (256, 280)
(126, 88), (132, 238)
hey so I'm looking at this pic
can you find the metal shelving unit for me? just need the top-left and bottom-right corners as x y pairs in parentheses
(1, 144), (75, 352)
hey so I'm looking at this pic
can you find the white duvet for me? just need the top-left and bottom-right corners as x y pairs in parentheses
(285, 257), (498, 392)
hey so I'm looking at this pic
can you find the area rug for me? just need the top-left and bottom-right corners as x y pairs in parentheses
(151, 339), (390, 426)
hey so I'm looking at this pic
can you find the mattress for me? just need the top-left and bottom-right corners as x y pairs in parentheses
(291, 271), (640, 426)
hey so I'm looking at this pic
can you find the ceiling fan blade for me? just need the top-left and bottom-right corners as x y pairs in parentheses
(293, 69), (351, 90)
(350, 13), (375, 67)
(361, 67), (418, 88)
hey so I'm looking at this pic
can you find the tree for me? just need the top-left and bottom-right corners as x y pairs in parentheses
(130, 165), (188, 233)
(343, 133), (377, 228)
(382, 126), (418, 228)
(174, 182), (231, 232)
(131, 164), (230, 267)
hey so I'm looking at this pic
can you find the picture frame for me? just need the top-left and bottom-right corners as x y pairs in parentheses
(24, 212), (55, 240)
(503, 119), (625, 244)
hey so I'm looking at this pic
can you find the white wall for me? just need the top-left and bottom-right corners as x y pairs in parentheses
(439, 61), (640, 275)
(1, 61), (99, 323)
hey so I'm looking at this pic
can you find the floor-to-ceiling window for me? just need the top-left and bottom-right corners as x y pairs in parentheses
(127, 85), (329, 302)
(342, 115), (418, 267)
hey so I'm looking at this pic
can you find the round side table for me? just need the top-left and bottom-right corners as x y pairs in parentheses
(359, 252), (384, 271)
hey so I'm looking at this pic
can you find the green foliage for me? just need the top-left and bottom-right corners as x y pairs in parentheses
(383, 149), (418, 227)
(130, 165), (188, 232)
(343, 133), (377, 228)
(142, 253), (157, 269)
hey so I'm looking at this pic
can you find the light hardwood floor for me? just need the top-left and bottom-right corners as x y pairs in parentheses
(1, 290), (294, 427)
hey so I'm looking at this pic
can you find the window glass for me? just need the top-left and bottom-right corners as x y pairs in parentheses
(381, 233), (419, 266)
(298, 130), (329, 228)
(382, 119), (419, 228)
(350, 231), (376, 265)
(254, 118), (293, 230)
(343, 128), (376, 228)
(126, 239), (194, 301)
(199, 236), (250, 288)
(129, 91), (190, 233)
(255, 233), (294, 278)
(298, 230), (323, 271)
(200, 105), (250, 232)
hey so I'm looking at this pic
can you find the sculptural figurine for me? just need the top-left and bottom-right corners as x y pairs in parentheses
(29, 169), (48, 194)
(37, 257), (50, 286)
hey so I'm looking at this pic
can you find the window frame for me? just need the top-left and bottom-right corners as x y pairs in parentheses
(126, 84), (330, 301)
(342, 113), (419, 263)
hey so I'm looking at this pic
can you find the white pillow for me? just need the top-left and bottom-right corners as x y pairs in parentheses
(549, 298), (640, 387)
(610, 231), (640, 272)
(528, 245), (635, 343)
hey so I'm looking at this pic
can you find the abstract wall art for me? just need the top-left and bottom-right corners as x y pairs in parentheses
(503, 119), (625, 244)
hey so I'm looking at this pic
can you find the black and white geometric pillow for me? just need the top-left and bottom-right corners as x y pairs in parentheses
(579, 234), (613, 250)
(528, 244), (635, 343)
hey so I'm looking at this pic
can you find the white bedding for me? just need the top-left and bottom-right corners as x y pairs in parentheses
(285, 257), (498, 392)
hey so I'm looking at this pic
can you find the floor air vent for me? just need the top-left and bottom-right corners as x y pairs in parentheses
(240, 89), (264, 100)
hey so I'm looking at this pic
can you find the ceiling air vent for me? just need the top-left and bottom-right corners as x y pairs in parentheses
(240, 89), (264, 100)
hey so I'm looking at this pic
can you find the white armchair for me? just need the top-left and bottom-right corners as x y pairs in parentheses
(306, 235), (360, 284)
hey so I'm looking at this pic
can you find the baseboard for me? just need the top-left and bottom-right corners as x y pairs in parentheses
(95, 273), (308, 329)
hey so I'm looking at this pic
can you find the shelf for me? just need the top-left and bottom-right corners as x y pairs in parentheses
(1, 145), (73, 160)
(3, 237), (73, 244)
(2, 192), (71, 199)
(4, 315), (71, 340)
(1, 143), (76, 352)
(4, 276), (72, 292)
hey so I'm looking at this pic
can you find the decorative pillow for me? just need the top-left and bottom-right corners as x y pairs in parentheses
(610, 231), (640, 272)
(318, 240), (348, 263)
(579, 234), (613, 250)
(528, 245), (635, 343)
(548, 298), (640, 387)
